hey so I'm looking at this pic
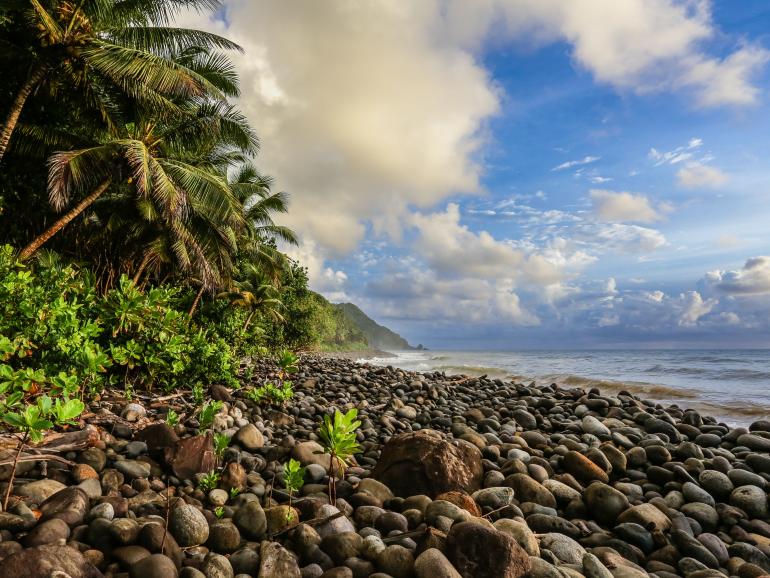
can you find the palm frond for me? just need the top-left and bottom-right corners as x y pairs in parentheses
(47, 145), (114, 211)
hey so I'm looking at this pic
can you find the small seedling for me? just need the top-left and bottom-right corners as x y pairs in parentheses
(192, 382), (204, 406)
(198, 400), (223, 433)
(214, 432), (230, 459)
(246, 381), (293, 406)
(199, 471), (221, 491)
(317, 408), (361, 503)
(214, 506), (225, 519)
(276, 349), (298, 379)
(165, 408), (179, 427)
(229, 487), (241, 499)
(283, 458), (305, 511)
(1, 395), (85, 509)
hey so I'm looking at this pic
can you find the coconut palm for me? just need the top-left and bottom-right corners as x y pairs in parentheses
(0, 0), (240, 161)
(220, 262), (285, 331)
(19, 99), (257, 292)
(230, 163), (298, 283)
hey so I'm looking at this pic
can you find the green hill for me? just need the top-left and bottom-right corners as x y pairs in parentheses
(333, 302), (413, 351)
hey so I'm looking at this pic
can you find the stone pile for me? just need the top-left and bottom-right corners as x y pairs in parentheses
(0, 355), (769, 578)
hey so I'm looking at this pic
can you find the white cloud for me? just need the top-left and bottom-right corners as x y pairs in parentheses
(676, 163), (728, 188)
(678, 291), (718, 326)
(598, 313), (620, 327)
(284, 239), (349, 302)
(366, 268), (540, 326)
(552, 155), (601, 171)
(590, 189), (663, 223)
(409, 203), (562, 285)
(579, 223), (667, 253)
(180, 1), (501, 256)
(446, 0), (768, 108)
(648, 137), (703, 166)
(706, 256), (770, 295)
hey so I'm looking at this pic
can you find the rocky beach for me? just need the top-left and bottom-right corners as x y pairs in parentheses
(3, 354), (770, 578)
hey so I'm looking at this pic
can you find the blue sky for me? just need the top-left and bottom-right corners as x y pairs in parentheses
(193, 1), (770, 348)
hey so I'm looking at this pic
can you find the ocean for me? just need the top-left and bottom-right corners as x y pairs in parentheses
(363, 349), (770, 426)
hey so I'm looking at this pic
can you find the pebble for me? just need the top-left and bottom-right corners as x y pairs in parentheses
(170, 504), (210, 547)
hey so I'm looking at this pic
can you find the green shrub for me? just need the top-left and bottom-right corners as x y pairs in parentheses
(103, 276), (237, 392)
(0, 246), (111, 397)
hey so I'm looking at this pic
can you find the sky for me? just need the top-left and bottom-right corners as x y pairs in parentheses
(186, 1), (770, 349)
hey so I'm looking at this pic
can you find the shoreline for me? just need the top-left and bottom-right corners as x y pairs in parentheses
(307, 348), (397, 361)
(354, 349), (770, 427)
(2, 355), (770, 577)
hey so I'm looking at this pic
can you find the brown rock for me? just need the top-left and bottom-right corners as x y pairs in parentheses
(435, 491), (481, 517)
(447, 522), (530, 578)
(373, 430), (484, 498)
(135, 423), (179, 459)
(259, 540), (301, 578)
(2, 544), (104, 578)
(72, 463), (99, 482)
(266, 409), (293, 426)
(562, 451), (609, 484)
(221, 462), (247, 492)
(39, 487), (89, 527)
(164, 433), (215, 479)
(210, 384), (233, 402)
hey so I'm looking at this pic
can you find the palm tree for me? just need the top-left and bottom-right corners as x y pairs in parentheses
(19, 99), (258, 292)
(0, 0), (240, 162)
(220, 263), (285, 331)
(231, 163), (298, 283)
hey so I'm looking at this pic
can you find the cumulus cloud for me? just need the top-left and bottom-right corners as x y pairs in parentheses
(284, 239), (349, 302)
(409, 204), (562, 284)
(176, 1), (768, 343)
(676, 163), (728, 188)
(180, 0), (501, 255)
(678, 291), (718, 326)
(365, 268), (540, 326)
(706, 256), (770, 295)
(446, 0), (768, 107)
(590, 189), (663, 223)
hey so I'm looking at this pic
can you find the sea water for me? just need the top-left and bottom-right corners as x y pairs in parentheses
(364, 349), (770, 426)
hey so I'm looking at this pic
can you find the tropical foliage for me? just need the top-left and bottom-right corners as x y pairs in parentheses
(0, 0), (372, 453)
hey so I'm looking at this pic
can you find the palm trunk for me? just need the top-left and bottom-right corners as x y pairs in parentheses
(243, 310), (256, 332)
(188, 285), (205, 317)
(19, 179), (111, 261)
(0, 64), (48, 163)
(132, 253), (152, 285)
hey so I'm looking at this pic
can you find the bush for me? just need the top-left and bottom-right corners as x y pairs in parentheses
(0, 246), (239, 402)
(103, 277), (237, 391)
(0, 245), (110, 397)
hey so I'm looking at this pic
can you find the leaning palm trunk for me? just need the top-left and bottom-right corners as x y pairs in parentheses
(0, 64), (48, 163)
(243, 310), (256, 332)
(19, 179), (111, 260)
(188, 285), (205, 317)
(132, 253), (152, 285)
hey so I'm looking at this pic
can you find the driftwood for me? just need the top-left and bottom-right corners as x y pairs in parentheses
(0, 424), (99, 452)
(0, 454), (74, 467)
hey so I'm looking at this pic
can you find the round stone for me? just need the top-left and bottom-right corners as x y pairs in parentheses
(169, 504), (210, 547)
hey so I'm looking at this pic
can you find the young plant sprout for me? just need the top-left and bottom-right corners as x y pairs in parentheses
(283, 458), (305, 512)
(317, 408), (361, 503)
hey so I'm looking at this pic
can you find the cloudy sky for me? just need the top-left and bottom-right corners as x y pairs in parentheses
(190, 1), (770, 348)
